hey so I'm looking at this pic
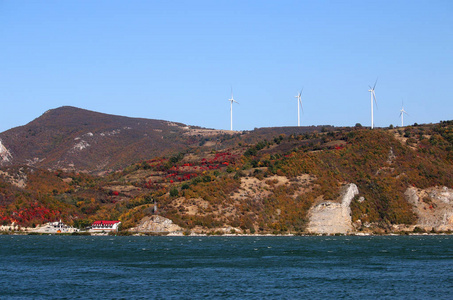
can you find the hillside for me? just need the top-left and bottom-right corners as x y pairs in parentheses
(1, 108), (452, 235)
(0, 106), (221, 172)
(0, 106), (334, 173)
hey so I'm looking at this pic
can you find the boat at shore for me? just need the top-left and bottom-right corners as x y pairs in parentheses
(31, 220), (79, 234)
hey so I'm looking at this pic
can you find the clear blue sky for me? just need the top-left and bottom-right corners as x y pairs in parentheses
(1, 0), (452, 132)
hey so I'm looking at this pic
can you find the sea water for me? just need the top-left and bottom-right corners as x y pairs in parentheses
(0, 235), (452, 299)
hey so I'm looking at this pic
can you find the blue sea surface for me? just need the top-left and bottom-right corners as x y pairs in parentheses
(0, 235), (452, 299)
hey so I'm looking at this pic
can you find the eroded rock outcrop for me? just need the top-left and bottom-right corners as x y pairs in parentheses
(306, 183), (359, 234)
(405, 186), (453, 231)
(129, 215), (182, 233)
(0, 140), (12, 164)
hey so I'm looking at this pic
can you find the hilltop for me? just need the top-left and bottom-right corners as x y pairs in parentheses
(0, 107), (452, 235)
(0, 106), (225, 172)
(0, 106), (332, 173)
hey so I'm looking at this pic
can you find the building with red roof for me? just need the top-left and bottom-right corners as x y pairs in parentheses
(90, 220), (121, 232)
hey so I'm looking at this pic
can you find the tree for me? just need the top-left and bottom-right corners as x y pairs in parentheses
(170, 188), (179, 197)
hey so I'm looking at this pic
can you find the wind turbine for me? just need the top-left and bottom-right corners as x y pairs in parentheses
(399, 101), (409, 127)
(368, 79), (378, 129)
(228, 88), (239, 131)
(294, 89), (303, 126)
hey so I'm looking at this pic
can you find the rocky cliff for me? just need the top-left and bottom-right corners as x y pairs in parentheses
(307, 184), (359, 234)
(129, 215), (183, 233)
(405, 186), (453, 231)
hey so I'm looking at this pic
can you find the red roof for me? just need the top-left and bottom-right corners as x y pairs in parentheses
(92, 220), (120, 225)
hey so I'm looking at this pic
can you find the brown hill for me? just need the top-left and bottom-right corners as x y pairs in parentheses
(0, 106), (213, 172)
(0, 106), (337, 173)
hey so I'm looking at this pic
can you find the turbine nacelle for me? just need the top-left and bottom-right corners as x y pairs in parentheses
(228, 88), (238, 131)
(368, 79), (378, 107)
(229, 88), (239, 104)
(399, 101), (408, 116)
(399, 108), (408, 116)
(368, 78), (378, 129)
(294, 88), (304, 126)
(399, 101), (409, 127)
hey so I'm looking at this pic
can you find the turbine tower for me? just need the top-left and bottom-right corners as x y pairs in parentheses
(228, 88), (239, 131)
(399, 101), (409, 127)
(294, 89), (303, 126)
(368, 79), (378, 129)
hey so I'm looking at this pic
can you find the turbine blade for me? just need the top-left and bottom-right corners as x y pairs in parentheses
(373, 77), (378, 90)
(299, 99), (304, 114)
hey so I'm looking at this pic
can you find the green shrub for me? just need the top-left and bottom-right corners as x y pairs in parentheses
(170, 188), (179, 197)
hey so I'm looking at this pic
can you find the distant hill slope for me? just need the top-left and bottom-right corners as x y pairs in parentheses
(0, 106), (202, 172)
(0, 106), (339, 173)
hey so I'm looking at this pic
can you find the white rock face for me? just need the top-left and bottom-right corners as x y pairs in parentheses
(0, 139), (12, 163)
(307, 183), (359, 234)
(73, 140), (90, 151)
(429, 187), (453, 204)
(405, 186), (453, 231)
(405, 187), (419, 206)
(341, 183), (359, 208)
(130, 215), (182, 233)
(100, 129), (121, 137)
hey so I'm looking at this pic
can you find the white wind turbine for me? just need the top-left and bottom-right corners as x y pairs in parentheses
(368, 79), (378, 129)
(228, 88), (239, 131)
(294, 89), (304, 126)
(399, 101), (409, 127)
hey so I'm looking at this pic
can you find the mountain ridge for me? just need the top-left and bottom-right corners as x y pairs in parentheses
(0, 106), (335, 173)
(0, 106), (197, 172)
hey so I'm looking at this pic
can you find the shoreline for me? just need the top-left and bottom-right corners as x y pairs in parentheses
(1, 230), (452, 237)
